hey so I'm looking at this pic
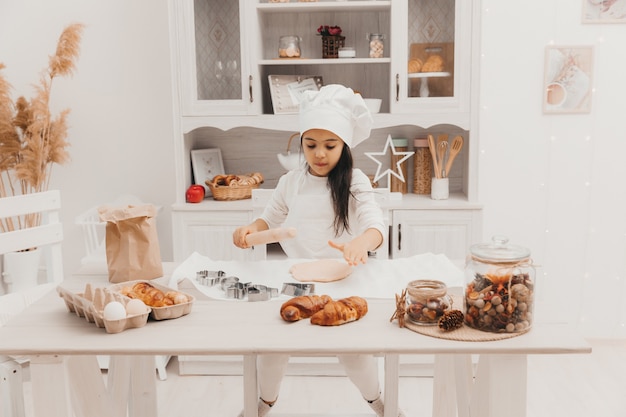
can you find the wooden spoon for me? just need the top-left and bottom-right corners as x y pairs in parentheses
(437, 141), (448, 178)
(444, 135), (464, 177)
(427, 134), (440, 179)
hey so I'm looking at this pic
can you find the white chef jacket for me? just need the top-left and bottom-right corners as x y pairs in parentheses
(260, 167), (385, 259)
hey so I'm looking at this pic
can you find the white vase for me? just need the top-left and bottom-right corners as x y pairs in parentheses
(1, 248), (42, 294)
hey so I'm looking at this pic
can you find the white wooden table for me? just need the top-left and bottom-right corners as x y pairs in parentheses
(0, 280), (591, 417)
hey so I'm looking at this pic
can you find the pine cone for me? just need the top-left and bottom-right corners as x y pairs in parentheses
(438, 310), (464, 331)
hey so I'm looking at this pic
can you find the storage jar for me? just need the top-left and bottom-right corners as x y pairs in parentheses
(278, 35), (301, 58)
(464, 236), (535, 333)
(367, 33), (384, 58)
(413, 138), (431, 194)
(390, 138), (408, 194)
(406, 279), (452, 325)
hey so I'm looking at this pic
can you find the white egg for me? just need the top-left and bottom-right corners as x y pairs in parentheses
(125, 299), (147, 316)
(103, 301), (127, 321)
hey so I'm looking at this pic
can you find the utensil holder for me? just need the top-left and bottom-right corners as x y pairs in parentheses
(431, 177), (449, 200)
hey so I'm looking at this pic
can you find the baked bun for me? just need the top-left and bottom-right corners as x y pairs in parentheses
(421, 55), (444, 72)
(408, 58), (423, 73)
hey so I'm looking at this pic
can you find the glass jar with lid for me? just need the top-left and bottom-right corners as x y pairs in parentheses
(367, 33), (384, 58)
(464, 236), (535, 333)
(278, 35), (301, 58)
(406, 279), (452, 325)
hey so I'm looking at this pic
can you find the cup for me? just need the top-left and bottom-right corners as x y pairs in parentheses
(546, 82), (567, 107)
(431, 177), (449, 200)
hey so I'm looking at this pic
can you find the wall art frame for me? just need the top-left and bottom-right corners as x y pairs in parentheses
(191, 148), (225, 195)
(543, 45), (594, 115)
(582, 0), (626, 23)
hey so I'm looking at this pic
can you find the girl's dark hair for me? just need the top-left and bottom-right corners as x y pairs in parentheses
(328, 143), (353, 236)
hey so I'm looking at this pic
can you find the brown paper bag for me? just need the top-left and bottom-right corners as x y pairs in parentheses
(98, 204), (163, 283)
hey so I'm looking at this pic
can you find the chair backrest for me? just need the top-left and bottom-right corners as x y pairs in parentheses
(0, 190), (64, 294)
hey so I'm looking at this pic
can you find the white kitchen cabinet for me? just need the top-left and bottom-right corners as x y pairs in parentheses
(168, 0), (482, 262)
(172, 205), (255, 261)
(390, 198), (483, 265)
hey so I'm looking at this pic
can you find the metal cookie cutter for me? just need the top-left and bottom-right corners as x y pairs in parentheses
(196, 270), (226, 286)
(281, 282), (315, 296)
(220, 276), (240, 291)
(247, 285), (279, 302)
(225, 282), (247, 300)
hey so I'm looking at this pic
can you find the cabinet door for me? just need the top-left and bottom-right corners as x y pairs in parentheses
(171, 0), (260, 116)
(390, 0), (473, 115)
(172, 210), (255, 262)
(391, 209), (481, 264)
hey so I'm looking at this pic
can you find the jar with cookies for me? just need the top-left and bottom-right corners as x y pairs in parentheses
(367, 33), (384, 58)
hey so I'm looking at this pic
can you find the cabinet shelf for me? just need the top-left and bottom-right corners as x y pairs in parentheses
(259, 58), (391, 66)
(180, 113), (471, 133)
(257, 1), (391, 13)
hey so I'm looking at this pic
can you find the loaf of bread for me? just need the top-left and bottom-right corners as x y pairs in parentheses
(280, 295), (332, 322)
(310, 296), (368, 326)
(408, 58), (423, 73)
(421, 55), (444, 72)
(121, 282), (188, 307)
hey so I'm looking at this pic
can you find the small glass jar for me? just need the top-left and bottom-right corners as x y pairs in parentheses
(278, 35), (301, 58)
(367, 33), (384, 58)
(406, 280), (452, 325)
(464, 236), (536, 333)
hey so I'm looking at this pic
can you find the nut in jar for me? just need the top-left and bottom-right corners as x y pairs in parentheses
(405, 279), (452, 325)
(464, 236), (535, 333)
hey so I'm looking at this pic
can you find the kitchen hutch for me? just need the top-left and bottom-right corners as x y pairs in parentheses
(168, 0), (483, 266)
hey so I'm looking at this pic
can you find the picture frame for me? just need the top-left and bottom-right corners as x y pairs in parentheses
(582, 0), (626, 23)
(268, 75), (323, 114)
(542, 45), (594, 114)
(191, 148), (225, 195)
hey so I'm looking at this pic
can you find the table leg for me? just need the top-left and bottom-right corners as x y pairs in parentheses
(0, 356), (25, 417)
(432, 354), (473, 417)
(66, 355), (111, 417)
(128, 355), (158, 417)
(470, 354), (527, 417)
(384, 354), (399, 417)
(30, 355), (70, 417)
(243, 354), (258, 417)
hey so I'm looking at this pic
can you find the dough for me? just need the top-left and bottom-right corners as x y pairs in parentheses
(289, 259), (352, 283)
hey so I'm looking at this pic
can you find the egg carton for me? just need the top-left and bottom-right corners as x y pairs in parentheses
(57, 283), (151, 334)
(108, 280), (194, 320)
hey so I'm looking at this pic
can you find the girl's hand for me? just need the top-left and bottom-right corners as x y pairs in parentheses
(328, 240), (369, 266)
(233, 225), (255, 249)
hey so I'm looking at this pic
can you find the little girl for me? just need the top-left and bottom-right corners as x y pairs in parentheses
(233, 84), (405, 417)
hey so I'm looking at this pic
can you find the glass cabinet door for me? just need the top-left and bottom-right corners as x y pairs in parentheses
(391, 0), (472, 115)
(406, 0), (455, 99)
(175, 0), (258, 116)
(194, 0), (242, 102)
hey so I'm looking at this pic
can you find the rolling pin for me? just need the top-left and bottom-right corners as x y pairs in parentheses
(245, 227), (297, 246)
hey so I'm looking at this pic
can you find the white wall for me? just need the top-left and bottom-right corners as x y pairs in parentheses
(1, 0), (625, 338)
(0, 0), (176, 275)
(479, 0), (626, 338)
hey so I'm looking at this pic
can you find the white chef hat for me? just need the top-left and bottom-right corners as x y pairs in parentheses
(299, 84), (373, 149)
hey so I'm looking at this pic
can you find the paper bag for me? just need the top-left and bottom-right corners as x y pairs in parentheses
(98, 204), (163, 283)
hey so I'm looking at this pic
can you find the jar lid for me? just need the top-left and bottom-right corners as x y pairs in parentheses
(469, 235), (530, 262)
(413, 138), (428, 147)
(392, 138), (408, 147)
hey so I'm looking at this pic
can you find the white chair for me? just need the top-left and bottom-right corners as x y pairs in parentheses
(0, 190), (64, 417)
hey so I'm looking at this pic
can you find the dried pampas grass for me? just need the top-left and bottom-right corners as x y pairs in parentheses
(0, 23), (84, 232)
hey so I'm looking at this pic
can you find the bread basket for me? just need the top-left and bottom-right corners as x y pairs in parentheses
(207, 173), (264, 201)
